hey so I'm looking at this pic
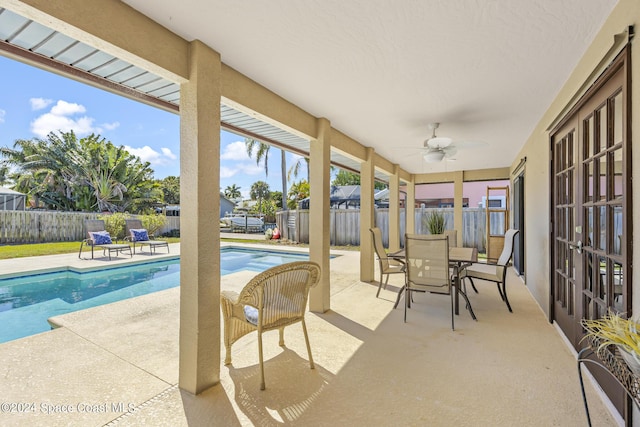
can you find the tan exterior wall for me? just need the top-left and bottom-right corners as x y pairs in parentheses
(512, 0), (639, 316)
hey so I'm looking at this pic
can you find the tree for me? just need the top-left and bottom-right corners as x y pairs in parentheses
(0, 165), (11, 187)
(332, 169), (387, 190)
(288, 156), (310, 182)
(245, 137), (288, 211)
(270, 191), (283, 208)
(287, 180), (310, 209)
(250, 180), (270, 216)
(159, 176), (180, 204)
(0, 130), (157, 212)
(224, 183), (241, 199)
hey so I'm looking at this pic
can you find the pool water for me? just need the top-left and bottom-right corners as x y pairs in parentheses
(0, 247), (308, 343)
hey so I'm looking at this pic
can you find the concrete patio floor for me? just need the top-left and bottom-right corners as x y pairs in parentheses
(0, 241), (618, 426)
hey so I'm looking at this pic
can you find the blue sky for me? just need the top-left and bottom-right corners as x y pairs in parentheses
(0, 55), (308, 199)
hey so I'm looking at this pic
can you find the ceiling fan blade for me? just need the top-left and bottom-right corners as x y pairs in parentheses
(452, 140), (488, 149)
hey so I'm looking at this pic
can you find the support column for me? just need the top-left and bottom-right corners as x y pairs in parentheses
(388, 164), (400, 251)
(179, 40), (221, 395)
(454, 171), (464, 246)
(406, 178), (416, 234)
(309, 118), (331, 313)
(360, 147), (375, 282)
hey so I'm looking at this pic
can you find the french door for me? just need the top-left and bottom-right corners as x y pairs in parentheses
(551, 48), (631, 416)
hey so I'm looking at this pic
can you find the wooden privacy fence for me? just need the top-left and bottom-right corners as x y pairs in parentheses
(0, 211), (181, 244)
(276, 208), (503, 251)
(0, 211), (99, 244)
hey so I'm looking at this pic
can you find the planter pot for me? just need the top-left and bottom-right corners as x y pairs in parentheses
(617, 346), (640, 376)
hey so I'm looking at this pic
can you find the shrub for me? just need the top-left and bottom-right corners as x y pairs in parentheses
(140, 214), (167, 236)
(98, 212), (129, 240)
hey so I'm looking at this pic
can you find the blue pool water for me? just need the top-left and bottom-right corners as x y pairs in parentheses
(0, 247), (309, 343)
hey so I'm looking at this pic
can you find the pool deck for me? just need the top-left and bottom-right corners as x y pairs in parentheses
(0, 242), (619, 426)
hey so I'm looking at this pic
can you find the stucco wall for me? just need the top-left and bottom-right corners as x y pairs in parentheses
(513, 0), (639, 317)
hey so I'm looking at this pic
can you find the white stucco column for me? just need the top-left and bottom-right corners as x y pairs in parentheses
(454, 171), (463, 246)
(360, 147), (375, 282)
(309, 118), (331, 312)
(406, 179), (416, 234)
(179, 40), (221, 394)
(388, 164), (400, 251)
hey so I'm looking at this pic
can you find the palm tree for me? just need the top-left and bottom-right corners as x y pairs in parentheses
(250, 180), (270, 216)
(245, 137), (287, 210)
(0, 131), (157, 212)
(224, 184), (241, 199)
(0, 165), (10, 187)
(287, 156), (310, 182)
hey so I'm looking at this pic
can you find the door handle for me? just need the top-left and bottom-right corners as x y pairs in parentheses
(568, 240), (583, 254)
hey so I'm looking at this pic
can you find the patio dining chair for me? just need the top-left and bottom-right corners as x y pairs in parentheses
(404, 233), (455, 329)
(370, 227), (405, 298)
(220, 261), (321, 390)
(459, 229), (519, 312)
(125, 219), (169, 254)
(78, 219), (132, 260)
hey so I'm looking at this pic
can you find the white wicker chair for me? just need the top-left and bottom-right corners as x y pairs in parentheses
(220, 261), (321, 390)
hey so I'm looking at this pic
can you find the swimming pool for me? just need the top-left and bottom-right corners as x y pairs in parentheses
(0, 247), (309, 343)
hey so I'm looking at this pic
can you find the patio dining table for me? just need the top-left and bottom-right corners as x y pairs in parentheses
(390, 246), (478, 320)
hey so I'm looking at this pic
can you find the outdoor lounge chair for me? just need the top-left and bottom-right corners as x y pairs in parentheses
(370, 227), (405, 298)
(125, 219), (169, 254)
(220, 261), (321, 390)
(78, 219), (132, 260)
(459, 228), (519, 312)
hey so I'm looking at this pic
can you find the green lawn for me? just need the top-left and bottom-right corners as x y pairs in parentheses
(0, 238), (181, 260)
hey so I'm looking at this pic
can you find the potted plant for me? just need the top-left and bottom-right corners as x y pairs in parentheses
(424, 210), (445, 235)
(581, 311), (640, 375)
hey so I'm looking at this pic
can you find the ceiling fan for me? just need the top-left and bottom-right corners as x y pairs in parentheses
(422, 123), (458, 163)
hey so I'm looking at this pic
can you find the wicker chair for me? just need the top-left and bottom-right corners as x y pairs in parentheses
(370, 227), (405, 297)
(220, 261), (321, 390)
(125, 219), (169, 254)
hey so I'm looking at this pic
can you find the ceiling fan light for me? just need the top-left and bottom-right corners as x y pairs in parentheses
(423, 150), (445, 163)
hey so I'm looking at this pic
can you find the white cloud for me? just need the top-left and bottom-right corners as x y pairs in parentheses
(124, 145), (177, 166)
(50, 100), (85, 116)
(220, 166), (237, 178)
(29, 98), (53, 111)
(102, 121), (120, 131)
(31, 113), (96, 138)
(30, 100), (108, 137)
(161, 147), (177, 159)
(0, 109), (5, 123)
(220, 141), (251, 161)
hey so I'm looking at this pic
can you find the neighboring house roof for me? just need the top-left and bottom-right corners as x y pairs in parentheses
(0, 187), (25, 195)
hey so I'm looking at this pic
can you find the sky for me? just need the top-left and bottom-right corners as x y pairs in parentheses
(0, 55), (308, 199)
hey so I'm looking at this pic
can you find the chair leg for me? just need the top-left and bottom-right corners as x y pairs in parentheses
(500, 282), (513, 312)
(258, 331), (266, 390)
(468, 277), (478, 293)
(404, 287), (409, 323)
(279, 328), (285, 346)
(450, 291), (455, 331)
(376, 271), (384, 297)
(301, 319), (315, 370)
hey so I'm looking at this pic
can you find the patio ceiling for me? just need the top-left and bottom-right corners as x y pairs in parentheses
(0, 2), (618, 178)
(0, 6), (390, 183)
(121, 0), (617, 174)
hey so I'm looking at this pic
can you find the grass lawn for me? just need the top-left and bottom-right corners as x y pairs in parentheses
(0, 238), (181, 260)
(0, 236), (362, 260)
